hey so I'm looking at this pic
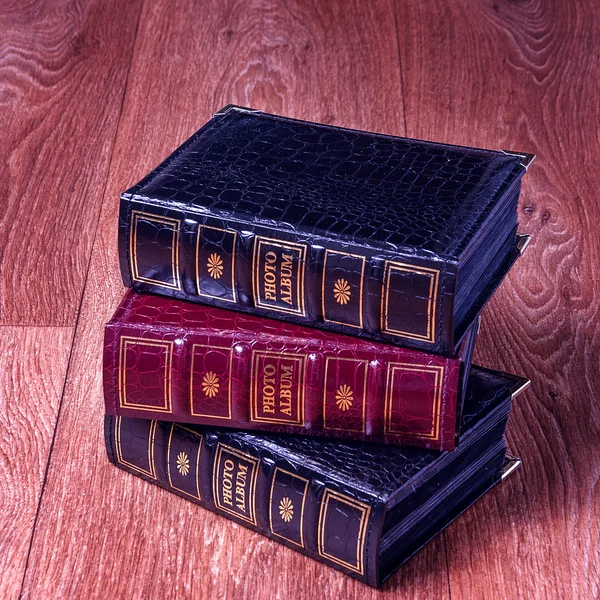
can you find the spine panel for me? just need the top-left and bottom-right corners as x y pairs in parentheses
(118, 199), (454, 353)
(105, 415), (382, 585)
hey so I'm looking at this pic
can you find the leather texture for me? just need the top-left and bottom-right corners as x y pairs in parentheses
(105, 364), (518, 586)
(119, 106), (529, 354)
(104, 290), (479, 450)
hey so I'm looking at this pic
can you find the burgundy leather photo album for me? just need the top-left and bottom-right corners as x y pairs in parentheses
(104, 290), (478, 451)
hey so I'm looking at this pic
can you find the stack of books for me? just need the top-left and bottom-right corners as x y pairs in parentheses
(103, 106), (534, 587)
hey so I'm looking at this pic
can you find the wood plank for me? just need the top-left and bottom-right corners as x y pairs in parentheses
(20, 0), (451, 598)
(395, 0), (600, 597)
(0, 0), (142, 326)
(0, 327), (73, 600)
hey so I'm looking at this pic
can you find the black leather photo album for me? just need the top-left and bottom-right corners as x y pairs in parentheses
(118, 106), (534, 355)
(106, 365), (529, 587)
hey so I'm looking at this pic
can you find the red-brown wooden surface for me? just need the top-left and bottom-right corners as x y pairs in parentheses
(1, 0), (598, 598)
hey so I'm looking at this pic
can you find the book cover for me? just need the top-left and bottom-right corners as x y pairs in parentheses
(105, 365), (529, 587)
(118, 106), (533, 354)
(104, 291), (479, 451)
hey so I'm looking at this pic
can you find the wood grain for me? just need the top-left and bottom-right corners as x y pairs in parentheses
(0, 327), (73, 600)
(19, 0), (449, 598)
(0, 0), (142, 326)
(2, 0), (598, 597)
(395, 0), (600, 598)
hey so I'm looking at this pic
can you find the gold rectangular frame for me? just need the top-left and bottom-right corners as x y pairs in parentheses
(321, 249), (366, 329)
(196, 225), (238, 303)
(250, 350), (306, 426)
(167, 423), (203, 501)
(212, 443), (260, 526)
(268, 467), (310, 548)
(115, 416), (157, 480)
(317, 488), (371, 575)
(380, 260), (439, 343)
(189, 343), (233, 420)
(384, 363), (445, 440)
(322, 356), (368, 433)
(130, 210), (181, 290)
(118, 336), (173, 414)
(252, 236), (307, 316)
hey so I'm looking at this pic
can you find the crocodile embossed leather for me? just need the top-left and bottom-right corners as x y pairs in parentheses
(104, 291), (479, 450)
(118, 106), (533, 355)
(105, 365), (527, 586)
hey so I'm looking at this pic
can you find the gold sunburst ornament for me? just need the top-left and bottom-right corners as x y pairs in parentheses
(335, 384), (354, 411)
(333, 278), (351, 305)
(207, 253), (224, 279)
(279, 497), (294, 522)
(202, 371), (220, 397)
(176, 452), (190, 476)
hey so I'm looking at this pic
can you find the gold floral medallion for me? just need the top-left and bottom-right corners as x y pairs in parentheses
(176, 451), (190, 476)
(279, 497), (294, 522)
(207, 253), (224, 279)
(335, 384), (353, 411)
(202, 371), (220, 397)
(333, 278), (351, 305)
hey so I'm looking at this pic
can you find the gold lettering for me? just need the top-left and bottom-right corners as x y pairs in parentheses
(222, 459), (235, 507)
(236, 464), (248, 512)
(279, 364), (294, 415)
(280, 253), (294, 305)
(262, 363), (277, 413)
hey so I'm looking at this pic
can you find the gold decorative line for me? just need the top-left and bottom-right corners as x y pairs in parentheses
(322, 357), (368, 433)
(167, 423), (203, 500)
(190, 344), (233, 420)
(252, 236), (307, 316)
(268, 467), (309, 548)
(317, 489), (371, 575)
(118, 336), (173, 414)
(212, 443), (260, 526)
(383, 363), (445, 440)
(322, 250), (366, 329)
(249, 350), (306, 426)
(115, 416), (157, 480)
(130, 210), (181, 290)
(196, 226), (238, 303)
(380, 261), (439, 343)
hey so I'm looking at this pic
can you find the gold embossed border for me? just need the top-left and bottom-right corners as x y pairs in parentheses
(321, 249), (366, 329)
(250, 350), (307, 426)
(118, 336), (173, 414)
(380, 261), (439, 342)
(196, 225), (237, 303)
(167, 423), (203, 500)
(130, 210), (181, 290)
(384, 363), (445, 440)
(268, 467), (309, 548)
(115, 416), (157, 480)
(252, 236), (307, 316)
(190, 343), (233, 420)
(318, 489), (371, 575)
(212, 443), (260, 526)
(322, 357), (368, 433)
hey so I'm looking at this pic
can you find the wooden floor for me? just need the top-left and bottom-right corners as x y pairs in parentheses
(1, 0), (598, 598)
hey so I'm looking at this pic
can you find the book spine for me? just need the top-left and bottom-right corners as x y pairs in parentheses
(118, 199), (455, 354)
(105, 415), (383, 586)
(103, 315), (462, 450)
